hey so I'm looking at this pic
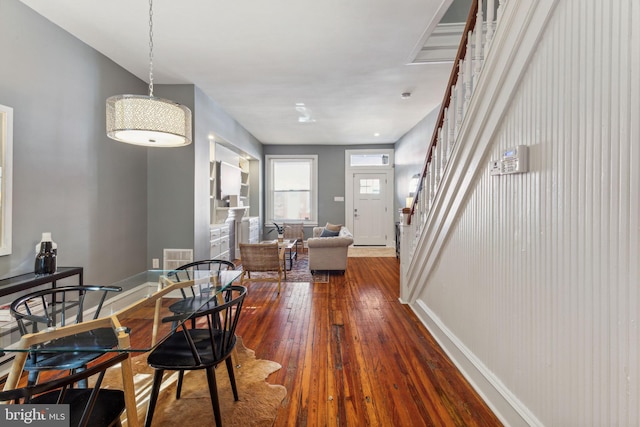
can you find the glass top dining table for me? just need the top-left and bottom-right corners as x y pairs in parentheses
(0, 269), (242, 427)
(0, 269), (242, 354)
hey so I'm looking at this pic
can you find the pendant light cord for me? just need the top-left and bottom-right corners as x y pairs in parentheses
(148, 0), (154, 97)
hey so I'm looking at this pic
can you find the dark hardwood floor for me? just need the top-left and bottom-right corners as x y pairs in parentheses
(236, 256), (502, 427)
(2, 256), (502, 426)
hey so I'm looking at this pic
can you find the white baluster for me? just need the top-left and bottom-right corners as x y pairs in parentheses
(474, 1), (484, 88)
(449, 85), (457, 141)
(486, 0), (495, 51)
(429, 159), (436, 208)
(433, 142), (441, 190)
(419, 181), (426, 227)
(423, 168), (430, 212)
(440, 128), (449, 176)
(497, 0), (504, 22)
(447, 106), (456, 157)
(464, 32), (473, 114)
(441, 114), (448, 168)
(456, 69), (464, 135)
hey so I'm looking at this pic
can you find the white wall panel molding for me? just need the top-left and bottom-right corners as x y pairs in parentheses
(407, 0), (640, 424)
(405, 0), (559, 303)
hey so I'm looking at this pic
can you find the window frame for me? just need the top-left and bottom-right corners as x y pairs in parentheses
(265, 154), (318, 226)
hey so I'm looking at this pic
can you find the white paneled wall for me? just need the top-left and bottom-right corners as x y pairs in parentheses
(406, 0), (639, 425)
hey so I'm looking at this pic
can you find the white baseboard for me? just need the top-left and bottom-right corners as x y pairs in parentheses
(411, 298), (543, 427)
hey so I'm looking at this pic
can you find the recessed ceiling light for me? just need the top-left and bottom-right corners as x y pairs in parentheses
(374, 133), (380, 137)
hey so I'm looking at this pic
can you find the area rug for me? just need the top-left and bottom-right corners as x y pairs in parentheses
(102, 337), (286, 427)
(237, 251), (329, 284)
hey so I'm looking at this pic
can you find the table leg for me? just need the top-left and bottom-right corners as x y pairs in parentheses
(115, 326), (139, 427)
(2, 352), (27, 392)
(120, 354), (139, 427)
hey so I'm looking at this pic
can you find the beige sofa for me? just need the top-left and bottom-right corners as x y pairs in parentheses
(307, 226), (354, 273)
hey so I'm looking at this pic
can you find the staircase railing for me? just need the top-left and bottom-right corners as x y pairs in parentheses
(403, 0), (507, 259)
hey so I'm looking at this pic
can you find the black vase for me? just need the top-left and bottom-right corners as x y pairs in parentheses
(34, 241), (56, 275)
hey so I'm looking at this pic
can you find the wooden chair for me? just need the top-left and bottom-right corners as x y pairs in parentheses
(283, 222), (305, 253)
(0, 352), (128, 427)
(238, 242), (284, 295)
(144, 286), (247, 427)
(10, 285), (122, 386)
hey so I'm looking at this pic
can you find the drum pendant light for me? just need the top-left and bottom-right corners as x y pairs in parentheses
(106, 0), (192, 147)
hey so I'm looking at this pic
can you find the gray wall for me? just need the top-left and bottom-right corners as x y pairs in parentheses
(0, 0), (263, 284)
(146, 85), (197, 267)
(394, 106), (439, 214)
(263, 144), (394, 238)
(0, 0), (148, 284)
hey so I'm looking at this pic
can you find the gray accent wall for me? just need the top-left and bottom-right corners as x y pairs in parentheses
(263, 144), (394, 238)
(0, 0), (148, 284)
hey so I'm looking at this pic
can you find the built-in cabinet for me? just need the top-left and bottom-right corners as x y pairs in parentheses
(209, 142), (258, 260)
(239, 158), (250, 208)
(209, 223), (230, 261)
(209, 157), (252, 225)
(239, 217), (260, 245)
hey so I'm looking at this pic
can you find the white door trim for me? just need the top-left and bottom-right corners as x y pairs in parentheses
(344, 149), (394, 247)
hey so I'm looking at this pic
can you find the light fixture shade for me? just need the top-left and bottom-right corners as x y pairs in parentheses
(106, 94), (192, 147)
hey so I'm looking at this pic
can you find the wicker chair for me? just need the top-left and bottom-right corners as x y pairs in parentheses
(283, 222), (305, 253)
(238, 242), (284, 294)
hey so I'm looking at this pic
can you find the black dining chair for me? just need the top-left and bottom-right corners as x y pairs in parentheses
(144, 285), (247, 427)
(10, 285), (122, 386)
(0, 352), (128, 427)
(166, 259), (236, 316)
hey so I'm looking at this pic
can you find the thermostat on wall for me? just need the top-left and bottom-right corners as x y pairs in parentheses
(490, 145), (529, 176)
(501, 145), (528, 174)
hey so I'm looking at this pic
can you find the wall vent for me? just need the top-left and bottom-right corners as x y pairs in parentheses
(162, 248), (193, 271)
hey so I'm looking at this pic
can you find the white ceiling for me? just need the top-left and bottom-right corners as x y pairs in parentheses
(20, 0), (461, 145)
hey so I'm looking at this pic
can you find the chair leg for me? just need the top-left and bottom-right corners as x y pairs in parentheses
(27, 370), (39, 386)
(73, 366), (89, 388)
(205, 366), (222, 427)
(144, 369), (165, 427)
(176, 370), (184, 399)
(225, 356), (239, 401)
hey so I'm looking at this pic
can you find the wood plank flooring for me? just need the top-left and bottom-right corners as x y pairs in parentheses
(236, 256), (502, 426)
(2, 256), (502, 426)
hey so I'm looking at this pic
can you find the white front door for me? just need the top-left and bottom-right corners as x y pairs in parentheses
(352, 173), (387, 245)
